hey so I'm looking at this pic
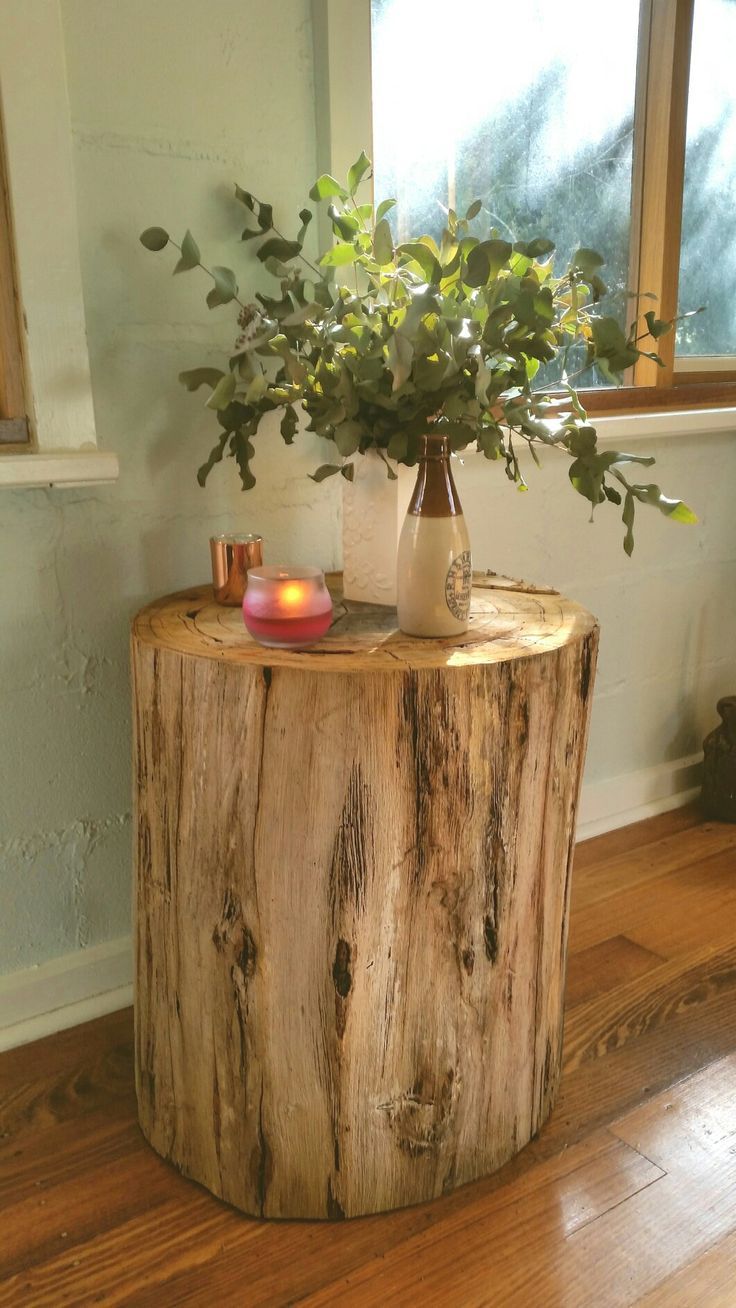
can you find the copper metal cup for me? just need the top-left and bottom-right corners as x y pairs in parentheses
(210, 533), (263, 605)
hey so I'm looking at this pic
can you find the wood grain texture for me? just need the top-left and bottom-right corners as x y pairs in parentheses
(0, 101), (28, 429)
(131, 577), (598, 1219)
(2, 809), (736, 1304)
(633, 0), (693, 389)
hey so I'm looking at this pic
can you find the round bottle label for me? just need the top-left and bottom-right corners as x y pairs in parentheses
(445, 550), (472, 620)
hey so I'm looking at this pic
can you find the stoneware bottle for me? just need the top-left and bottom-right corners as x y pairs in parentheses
(397, 431), (472, 637)
(702, 695), (736, 822)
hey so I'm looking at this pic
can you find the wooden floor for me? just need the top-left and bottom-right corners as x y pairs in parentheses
(1, 805), (735, 1306)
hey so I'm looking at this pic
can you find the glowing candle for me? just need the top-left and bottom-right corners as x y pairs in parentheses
(243, 565), (333, 649)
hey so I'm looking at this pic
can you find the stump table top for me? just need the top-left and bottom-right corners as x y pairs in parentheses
(132, 573), (597, 673)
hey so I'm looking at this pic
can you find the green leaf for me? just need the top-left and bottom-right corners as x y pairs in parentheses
(465, 199), (482, 221)
(590, 317), (639, 371)
(179, 367), (225, 392)
(478, 425), (503, 459)
(340, 462), (355, 482)
(397, 241), (442, 283)
(386, 333), (413, 390)
(376, 198), (397, 222)
(464, 239), (512, 286)
(633, 483), (699, 523)
(280, 405), (298, 445)
(197, 432), (229, 486)
(667, 500), (698, 523)
(257, 237), (302, 264)
(320, 242), (359, 268)
(206, 266), (238, 309)
(257, 202), (273, 231)
(568, 426), (597, 457)
(234, 186), (255, 211)
(206, 372), (236, 410)
(622, 490), (635, 556)
(573, 247), (605, 276)
(334, 420), (362, 456)
(309, 173), (348, 202)
(328, 204), (359, 240)
(245, 372), (267, 403)
(241, 226), (262, 241)
(297, 208), (313, 244)
(644, 309), (673, 340)
(309, 463), (342, 482)
(174, 229), (200, 273)
(601, 450), (656, 469)
(231, 433), (256, 490)
(373, 218), (393, 266)
(516, 237), (555, 260)
(377, 449), (398, 479)
(140, 226), (170, 251)
(347, 150), (371, 193)
(387, 429), (408, 461)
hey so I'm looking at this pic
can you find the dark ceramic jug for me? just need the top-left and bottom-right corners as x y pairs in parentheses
(702, 696), (736, 822)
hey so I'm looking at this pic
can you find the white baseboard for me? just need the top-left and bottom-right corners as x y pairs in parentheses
(0, 754), (702, 1051)
(0, 935), (133, 1053)
(576, 751), (702, 842)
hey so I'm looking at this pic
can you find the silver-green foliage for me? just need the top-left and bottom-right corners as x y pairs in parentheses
(140, 152), (697, 552)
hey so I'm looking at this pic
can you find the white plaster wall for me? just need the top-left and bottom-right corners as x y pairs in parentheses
(0, 0), (340, 974)
(0, 0), (734, 983)
(449, 435), (736, 783)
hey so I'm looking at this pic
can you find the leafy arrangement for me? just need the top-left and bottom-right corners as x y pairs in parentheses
(141, 150), (696, 552)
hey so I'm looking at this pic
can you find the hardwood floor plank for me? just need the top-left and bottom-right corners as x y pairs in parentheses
(0, 1194), (252, 1308)
(571, 819), (736, 913)
(1, 810), (735, 1306)
(562, 943), (736, 1077)
(298, 1060), (736, 1308)
(119, 1131), (631, 1307)
(294, 1136), (664, 1307)
(565, 935), (665, 1009)
(569, 846), (736, 957)
(633, 1226), (736, 1306)
(0, 1139), (212, 1279)
(572, 804), (702, 874)
(609, 1052), (736, 1170)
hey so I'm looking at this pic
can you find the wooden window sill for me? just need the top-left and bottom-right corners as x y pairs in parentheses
(0, 449), (119, 489)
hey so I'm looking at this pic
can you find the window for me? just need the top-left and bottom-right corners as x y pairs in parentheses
(0, 105), (29, 450)
(316, 0), (736, 417)
(0, 0), (118, 488)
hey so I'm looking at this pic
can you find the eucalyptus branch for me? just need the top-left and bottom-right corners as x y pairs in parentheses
(140, 151), (698, 546)
(168, 238), (247, 310)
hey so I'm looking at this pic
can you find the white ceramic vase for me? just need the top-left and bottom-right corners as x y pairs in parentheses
(341, 450), (413, 606)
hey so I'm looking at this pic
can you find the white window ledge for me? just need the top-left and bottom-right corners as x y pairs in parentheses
(0, 449), (119, 489)
(595, 406), (736, 444)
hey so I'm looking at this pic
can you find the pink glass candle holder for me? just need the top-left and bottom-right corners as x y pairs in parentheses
(242, 565), (333, 649)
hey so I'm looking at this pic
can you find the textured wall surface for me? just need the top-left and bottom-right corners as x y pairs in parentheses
(450, 436), (736, 782)
(0, 0), (339, 974)
(1, 1), (735, 981)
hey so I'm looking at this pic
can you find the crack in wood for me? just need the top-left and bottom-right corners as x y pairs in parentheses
(251, 1080), (272, 1217)
(326, 1177), (345, 1219)
(330, 764), (372, 916)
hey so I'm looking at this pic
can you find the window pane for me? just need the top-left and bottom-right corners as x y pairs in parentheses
(677, 0), (736, 356)
(371, 0), (641, 387)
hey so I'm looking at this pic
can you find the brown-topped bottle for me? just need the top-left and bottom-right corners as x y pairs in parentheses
(397, 432), (472, 637)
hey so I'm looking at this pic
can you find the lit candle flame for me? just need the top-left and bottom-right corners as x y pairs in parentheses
(280, 580), (308, 609)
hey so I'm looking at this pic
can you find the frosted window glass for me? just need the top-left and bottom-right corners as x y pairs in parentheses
(371, 0), (641, 389)
(677, 0), (736, 356)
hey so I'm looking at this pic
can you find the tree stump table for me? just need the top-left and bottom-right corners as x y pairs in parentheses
(131, 574), (598, 1219)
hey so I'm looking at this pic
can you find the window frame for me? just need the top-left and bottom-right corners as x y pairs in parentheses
(0, 98), (29, 451)
(0, 0), (118, 489)
(313, 0), (736, 422)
